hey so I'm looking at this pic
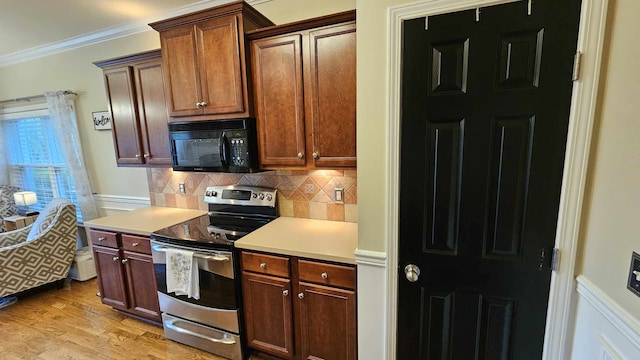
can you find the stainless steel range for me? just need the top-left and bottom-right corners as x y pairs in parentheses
(150, 185), (278, 360)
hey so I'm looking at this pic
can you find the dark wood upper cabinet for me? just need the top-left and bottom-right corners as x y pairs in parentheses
(149, 1), (273, 121)
(94, 50), (171, 167)
(248, 11), (357, 169)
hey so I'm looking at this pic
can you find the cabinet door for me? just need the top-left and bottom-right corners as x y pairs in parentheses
(298, 282), (357, 360)
(123, 250), (161, 321)
(160, 25), (203, 117)
(103, 67), (144, 165)
(93, 245), (128, 310)
(306, 23), (357, 167)
(242, 272), (294, 358)
(133, 59), (171, 166)
(251, 34), (306, 167)
(196, 15), (245, 115)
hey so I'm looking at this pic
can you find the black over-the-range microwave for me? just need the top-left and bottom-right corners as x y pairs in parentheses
(168, 118), (260, 173)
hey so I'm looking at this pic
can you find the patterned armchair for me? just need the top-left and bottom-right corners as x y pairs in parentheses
(0, 198), (77, 298)
(0, 185), (21, 232)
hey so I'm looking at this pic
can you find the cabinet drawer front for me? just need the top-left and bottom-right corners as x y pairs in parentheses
(242, 252), (290, 278)
(298, 260), (356, 289)
(89, 229), (119, 248)
(121, 234), (151, 254)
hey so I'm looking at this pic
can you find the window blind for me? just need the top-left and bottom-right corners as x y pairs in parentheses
(2, 116), (83, 222)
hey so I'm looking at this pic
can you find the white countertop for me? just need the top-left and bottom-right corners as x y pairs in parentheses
(83, 206), (207, 236)
(234, 217), (358, 264)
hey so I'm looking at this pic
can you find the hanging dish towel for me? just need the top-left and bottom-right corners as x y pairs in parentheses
(166, 248), (200, 300)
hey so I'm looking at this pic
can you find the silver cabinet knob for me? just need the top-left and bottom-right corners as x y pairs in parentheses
(97, 237), (105, 242)
(321, 272), (328, 279)
(135, 154), (141, 158)
(143, 154), (150, 159)
(112, 256), (119, 262)
(404, 264), (421, 282)
(312, 152), (319, 159)
(283, 290), (289, 296)
(297, 152), (304, 159)
(298, 293), (304, 299)
(196, 102), (202, 107)
(259, 263), (267, 269)
(132, 242), (139, 247)
(121, 258), (128, 264)
(96, 291), (101, 297)
(201, 102), (207, 107)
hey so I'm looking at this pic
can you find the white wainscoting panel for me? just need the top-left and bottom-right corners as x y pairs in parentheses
(354, 248), (387, 360)
(571, 275), (640, 359)
(92, 194), (150, 217)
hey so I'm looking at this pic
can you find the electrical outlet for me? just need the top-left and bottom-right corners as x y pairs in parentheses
(178, 183), (186, 194)
(334, 187), (344, 203)
(627, 252), (640, 297)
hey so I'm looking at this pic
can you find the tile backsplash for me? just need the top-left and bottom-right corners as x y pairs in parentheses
(147, 168), (357, 222)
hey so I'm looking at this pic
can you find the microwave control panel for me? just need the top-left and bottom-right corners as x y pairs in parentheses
(229, 135), (248, 167)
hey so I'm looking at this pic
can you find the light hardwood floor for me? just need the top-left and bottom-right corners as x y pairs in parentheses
(0, 279), (252, 360)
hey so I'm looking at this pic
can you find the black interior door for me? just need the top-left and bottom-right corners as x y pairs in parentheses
(397, 1), (582, 359)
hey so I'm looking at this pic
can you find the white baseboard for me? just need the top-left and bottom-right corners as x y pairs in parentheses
(92, 194), (150, 216)
(355, 249), (387, 360)
(571, 275), (640, 359)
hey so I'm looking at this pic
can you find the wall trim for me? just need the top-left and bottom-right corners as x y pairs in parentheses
(0, 0), (271, 67)
(354, 248), (387, 267)
(385, 0), (609, 359)
(92, 194), (151, 206)
(576, 275), (640, 350)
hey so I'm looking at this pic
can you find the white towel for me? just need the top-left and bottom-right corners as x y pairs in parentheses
(166, 248), (200, 300)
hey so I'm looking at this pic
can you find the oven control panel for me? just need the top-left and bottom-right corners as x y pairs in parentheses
(204, 185), (277, 207)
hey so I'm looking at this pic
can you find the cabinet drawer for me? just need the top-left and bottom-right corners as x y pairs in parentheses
(121, 234), (151, 254)
(89, 229), (119, 248)
(298, 260), (356, 290)
(242, 252), (290, 278)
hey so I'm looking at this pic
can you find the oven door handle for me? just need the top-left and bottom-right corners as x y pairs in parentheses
(151, 244), (230, 262)
(164, 318), (236, 345)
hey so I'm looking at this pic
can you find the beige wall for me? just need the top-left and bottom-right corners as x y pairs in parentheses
(578, 0), (640, 316)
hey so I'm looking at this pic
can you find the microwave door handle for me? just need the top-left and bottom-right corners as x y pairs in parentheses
(219, 131), (228, 166)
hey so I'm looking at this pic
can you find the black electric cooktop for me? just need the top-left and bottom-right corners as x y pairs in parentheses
(151, 213), (273, 251)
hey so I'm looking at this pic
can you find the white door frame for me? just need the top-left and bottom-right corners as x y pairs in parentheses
(384, 0), (610, 358)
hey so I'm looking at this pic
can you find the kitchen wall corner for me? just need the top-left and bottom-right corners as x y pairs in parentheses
(148, 168), (357, 223)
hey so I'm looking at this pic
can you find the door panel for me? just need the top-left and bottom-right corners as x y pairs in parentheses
(93, 246), (128, 310)
(197, 15), (244, 115)
(398, 1), (582, 359)
(251, 34), (306, 167)
(161, 26), (201, 116)
(123, 250), (160, 321)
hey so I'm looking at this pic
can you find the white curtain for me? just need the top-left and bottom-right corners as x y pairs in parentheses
(45, 91), (99, 221)
(0, 124), (7, 184)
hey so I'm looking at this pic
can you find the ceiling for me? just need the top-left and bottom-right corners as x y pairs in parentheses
(0, 0), (264, 65)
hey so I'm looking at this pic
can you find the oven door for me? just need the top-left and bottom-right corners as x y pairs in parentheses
(151, 240), (239, 333)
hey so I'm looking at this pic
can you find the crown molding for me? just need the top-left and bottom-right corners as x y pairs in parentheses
(0, 0), (272, 68)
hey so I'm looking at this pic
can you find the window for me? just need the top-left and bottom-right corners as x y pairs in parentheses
(2, 115), (83, 222)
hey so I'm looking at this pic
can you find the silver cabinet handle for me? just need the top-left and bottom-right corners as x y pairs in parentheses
(112, 256), (119, 262)
(96, 291), (101, 297)
(97, 237), (105, 242)
(321, 272), (328, 279)
(164, 318), (236, 345)
(200, 102), (207, 107)
(259, 263), (267, 269)
(135, 154), (141, 158)
(312, 152), (319, 159)
(132, 242), (139, 247)
(404, 264), (421, 282)
(196, 102), (202, 107)
(143, 154), (150, 159)
(297, 152), (304, 159)
(283, 290), (289, 296)
(121, 259), (128, 264)
(298, 293), (304, 299)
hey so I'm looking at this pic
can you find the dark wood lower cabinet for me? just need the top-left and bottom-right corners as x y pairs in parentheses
(243, 272), (294, 358)
(241, 251), (357, 360)
(299, 283), (357, 360)
(90, 229), (160, 323)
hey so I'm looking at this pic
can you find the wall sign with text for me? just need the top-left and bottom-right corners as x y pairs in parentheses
(92, 111), (111, 130)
